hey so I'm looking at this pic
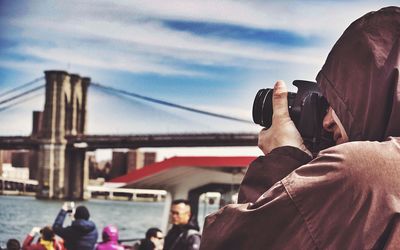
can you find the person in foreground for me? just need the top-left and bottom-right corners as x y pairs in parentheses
(22, 226), (64, 250)
(96, 225), (124, 250)
(5, 239), (20, 250)
(164, 199), (201, 250)
(136, 227), (164, 250)
(200, 6), (400, 249)
(53, 203), (98, 250)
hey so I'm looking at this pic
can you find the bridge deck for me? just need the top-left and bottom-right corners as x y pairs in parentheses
(0, 136), (38, 149)
(0, 133), (258, 150)
(74, 133), (258, 149)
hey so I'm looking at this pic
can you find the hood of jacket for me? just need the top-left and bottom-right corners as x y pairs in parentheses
(316, 6), (400, 142)
(71, 219), (96, 234)
(102, 225), (119, 242)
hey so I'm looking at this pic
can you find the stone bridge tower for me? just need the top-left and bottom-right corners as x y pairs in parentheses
(36, 70), (90, 200)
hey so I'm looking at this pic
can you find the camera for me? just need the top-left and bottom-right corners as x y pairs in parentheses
(252, 80), (334, 153)
(66, 201), (75, 213)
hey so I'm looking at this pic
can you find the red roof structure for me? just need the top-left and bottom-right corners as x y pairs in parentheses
(110, 156), (256, 231)
(110, 156), (256, 190)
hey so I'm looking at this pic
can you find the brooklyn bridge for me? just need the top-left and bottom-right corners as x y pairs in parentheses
(0, 70), (258, 200)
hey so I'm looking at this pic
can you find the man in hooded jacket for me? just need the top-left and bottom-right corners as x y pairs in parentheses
(53, 204), (98, 250)
(200, 6), (400, 250)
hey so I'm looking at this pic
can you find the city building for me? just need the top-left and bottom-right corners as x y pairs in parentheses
(0, 150), (39, 180)
(109, 151), (127, 180)
(104, 150), (157, 180)
(11, 150), (30, 168)
(1, 163), (29, 180)
(126, 150), (156, 172)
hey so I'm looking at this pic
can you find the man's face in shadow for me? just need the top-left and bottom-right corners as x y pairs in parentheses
(323, 107), (349, 145)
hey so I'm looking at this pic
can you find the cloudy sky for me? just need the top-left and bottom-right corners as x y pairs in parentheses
(0, 1), (397, 158)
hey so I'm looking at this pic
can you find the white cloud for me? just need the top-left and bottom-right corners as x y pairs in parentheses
(95, 0), (394, 38)
(5, 0), (392, 78)
(16, 45), (206, 77)
(7, 12), (327, 77)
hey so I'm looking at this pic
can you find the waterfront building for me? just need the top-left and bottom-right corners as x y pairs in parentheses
(1, 163), (29, 180)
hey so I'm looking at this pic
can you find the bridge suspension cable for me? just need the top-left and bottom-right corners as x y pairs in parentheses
(0, 76), (45, 112)
(0, 85), (45, 106)
(0, 92), (43, 112)
(92, 82), (253, 124)
(0, 76), (44, 98)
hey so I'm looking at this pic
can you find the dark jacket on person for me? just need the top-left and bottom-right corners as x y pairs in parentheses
(164, 222), (201, 250)
(200, 6), (400, 250)
(137, 239), (155, 250)
(53, 210), (98, 250)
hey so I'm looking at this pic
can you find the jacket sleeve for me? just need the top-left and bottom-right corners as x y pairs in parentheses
(200, 147), (315, 250)
(238, 146), (312, 203)
(22, 234), (34, 250)
(187, 234), (201, 250)
(52, 210), (73, 241)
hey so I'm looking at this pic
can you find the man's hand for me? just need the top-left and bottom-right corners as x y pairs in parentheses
(258, 80), (311, 156)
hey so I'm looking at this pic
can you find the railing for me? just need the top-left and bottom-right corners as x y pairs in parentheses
(0, 177), (38, 195)
(87, 185), (166, 201)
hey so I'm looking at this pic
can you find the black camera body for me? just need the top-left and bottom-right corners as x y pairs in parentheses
(252, 80), (333, 153)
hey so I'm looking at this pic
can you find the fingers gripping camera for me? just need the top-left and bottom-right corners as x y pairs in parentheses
(252, 80), (333, 153)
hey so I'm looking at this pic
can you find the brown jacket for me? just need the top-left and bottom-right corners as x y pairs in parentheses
(201, 6), (400, 250)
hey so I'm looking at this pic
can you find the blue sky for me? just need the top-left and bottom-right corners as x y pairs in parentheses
(0, 0), (397, 139)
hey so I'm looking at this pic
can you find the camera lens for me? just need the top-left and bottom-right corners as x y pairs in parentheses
(252, 89), (265, 125)
(252, 88), (273, 128)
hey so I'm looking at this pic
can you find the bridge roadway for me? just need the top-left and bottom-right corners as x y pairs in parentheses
(0, 133), (258, 150)
(0, 136), (38, 149)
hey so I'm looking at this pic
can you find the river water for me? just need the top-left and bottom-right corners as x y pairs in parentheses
(0, 195), (219, 247)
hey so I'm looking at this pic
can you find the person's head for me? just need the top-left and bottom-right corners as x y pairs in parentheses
(102, 225), (119, 243)
(145, 227), (164, 250)
(317, 7), (400, 144)
(170, 199), (191, 225)
(40, 226), (55, 241)
(74, 205), (90, 220)
(6, 239), (20, 250)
